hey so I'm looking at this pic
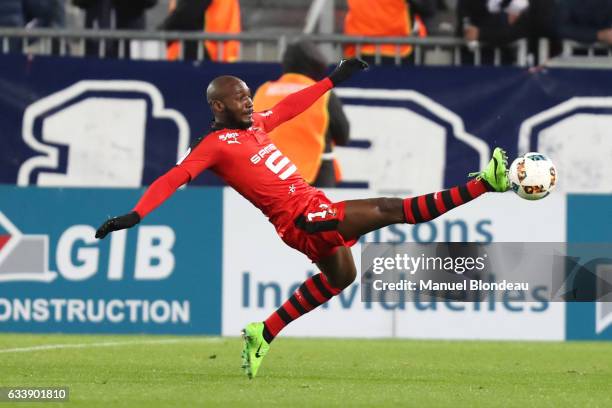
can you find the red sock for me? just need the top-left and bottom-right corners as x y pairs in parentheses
(403, 179), (491, 224)
(262, 273), (341, 343)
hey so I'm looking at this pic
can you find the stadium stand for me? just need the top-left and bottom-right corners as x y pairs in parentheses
(0, 0), (609, 67)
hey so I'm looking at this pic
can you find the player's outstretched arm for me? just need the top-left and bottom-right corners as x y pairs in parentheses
(261, 58), (368, 132)
(95, 166), (191, 239)
(328, 58), (369, 87)
(95, 211), (141, 239)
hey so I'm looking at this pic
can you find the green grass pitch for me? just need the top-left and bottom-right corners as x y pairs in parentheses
(0, 334), (611, 407)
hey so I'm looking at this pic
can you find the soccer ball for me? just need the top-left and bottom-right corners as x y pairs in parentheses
(508, 152), (557, 200)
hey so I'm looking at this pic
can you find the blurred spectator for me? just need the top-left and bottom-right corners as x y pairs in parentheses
(421, 0), (457, 36)
(72, 0), (156, 57)
(410, 0), (438, 35)
(0, 0), (66, 53)
(344, 0), (430, 65)
(557, 0), (612, 45)
(23, 0), (66, 29)
(24, 0), (66, 54)
(457, 0), (559, 64)
(160, 0), (240, 62)
(253, 41), (350, 187)
(0, 1), (24, 52)
(0, 1), (23, 28)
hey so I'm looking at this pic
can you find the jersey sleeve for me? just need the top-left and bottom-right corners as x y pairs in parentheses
(132, 165), (191, 218)
(255, 77), (333, 133)
(176, 136), (218, 180)
(132, 137), (218, 219)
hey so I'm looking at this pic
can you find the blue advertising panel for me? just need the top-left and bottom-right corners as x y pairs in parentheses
(566, 195), (612, 340)
(0, 185), (223, 334)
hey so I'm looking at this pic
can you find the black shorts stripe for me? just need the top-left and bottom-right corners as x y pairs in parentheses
(312, 274), (334, 299)
(289, 296), (307, 315)
(299, 283), (319, 308)
(458, 185), (472, 203)
(441, 189), (455, 210)
(277, 306), (293, 325)
(425, 193), (441, 219)
(294, 215), (339, 233)
(410, 195), (425, 223)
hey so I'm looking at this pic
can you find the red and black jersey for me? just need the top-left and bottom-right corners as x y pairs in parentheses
(131, 77), (334, 231)
(177, 115), (319, 227)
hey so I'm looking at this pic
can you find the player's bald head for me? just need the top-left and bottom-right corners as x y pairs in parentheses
(206, 75), (254, 129)
(206, 75), (246, 104)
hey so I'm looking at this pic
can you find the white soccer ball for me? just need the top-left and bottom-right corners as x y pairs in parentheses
(508, 152), (557, 200)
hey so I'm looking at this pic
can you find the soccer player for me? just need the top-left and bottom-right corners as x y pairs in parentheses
(95, 59), (510, 379)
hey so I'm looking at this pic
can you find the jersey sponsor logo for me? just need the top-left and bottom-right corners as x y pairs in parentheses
(218, 132), (240, 145)
(17, 81), (190, 187)
(250, 143), (277, 164)
(259, 110), (273, 117)
(250, 143), (297, 180)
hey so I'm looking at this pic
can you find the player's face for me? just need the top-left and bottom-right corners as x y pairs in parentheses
(222, 81), (254, 129)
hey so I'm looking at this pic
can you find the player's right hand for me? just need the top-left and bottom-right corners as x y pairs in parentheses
(95, 211), (141, 239)
(328, 58), (369, 86)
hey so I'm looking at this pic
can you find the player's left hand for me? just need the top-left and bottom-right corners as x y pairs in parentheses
(328, 58), (369, 86)
(95, 211), (141, 239)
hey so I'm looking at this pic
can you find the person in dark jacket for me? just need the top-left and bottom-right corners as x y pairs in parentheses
(557, 0), (612, 45)
(73, 0), (156, 57)
(159, 0), (212, 60)
(159, 0), (241, 62)
(0, 0), (23, 28)
(0, 0), (24, 53)
(458, 0), (559, 64)
(0, 0), (66, 51)
(23, 0), (66, 28)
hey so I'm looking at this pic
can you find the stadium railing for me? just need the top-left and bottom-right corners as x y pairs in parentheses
(2, 28), (609, 68)
(0, 27), (528, 67)
(540, 38), (612, 69)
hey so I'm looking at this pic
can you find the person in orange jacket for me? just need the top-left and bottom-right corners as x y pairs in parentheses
(254, 41), (350, 187)
(344, 0), (431, 65)
(160, 0), (240, 62)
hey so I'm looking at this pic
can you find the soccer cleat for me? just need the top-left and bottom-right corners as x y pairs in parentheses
(241, 322), (270, 379)
(469, 147), (510, 192)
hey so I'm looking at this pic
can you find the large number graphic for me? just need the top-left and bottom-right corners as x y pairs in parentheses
(519, 98), (612, 193)
(18, 81), (189, 187)
(335, 88), (490, 193)
(265, 150), (297, 180)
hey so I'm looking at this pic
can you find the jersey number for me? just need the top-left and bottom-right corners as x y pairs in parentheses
(307, 210), (328, 221)
(265, 151), (297, 180)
